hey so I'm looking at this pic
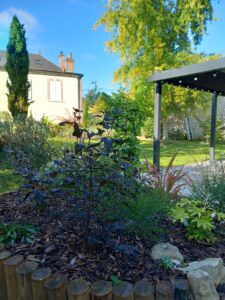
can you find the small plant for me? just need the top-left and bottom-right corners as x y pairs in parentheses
(123, 186), (169, 238)
(110, 275), (122, 285)
(0, 223), (37, 246)
(170, 198), (225, 243)
(190, 159), (225, 212)
(159, 256), (174, 271)
(145, 153), (186, 200)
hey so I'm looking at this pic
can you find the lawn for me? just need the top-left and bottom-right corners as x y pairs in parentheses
(139, 139), (225, 166)
(0, 151), (24, 193)
(1, 138), (225, 193)
(52, 137), (225, 166)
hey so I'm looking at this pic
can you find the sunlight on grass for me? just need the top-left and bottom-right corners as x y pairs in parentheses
(51, 137), (225, 167)
(1, 138), (225, 194)
(139, 140), (225, 167)
(0, 152), (24, 193)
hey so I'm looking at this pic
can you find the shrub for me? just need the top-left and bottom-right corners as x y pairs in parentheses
(41, 116), (72, 138)
(106, 92), (145, 162)
(145, 153), (187, 200)
(170, 198), (225, 243)
(0, 121), (11, 151)
(123, 186), (169, 238)
(142, 118), (154, 138)
(8, 115), (55, 170)
(27, 109), (139, 246)
(190, 159), (225, 211)
(0, 111), (12, 122)
(159, 257), (175, 271)
(0, 223), (36, 245)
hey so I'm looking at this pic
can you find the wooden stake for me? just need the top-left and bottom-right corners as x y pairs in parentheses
(0, 251), (11, 300)
(134, 281), (154, 300)
(17, 261), (38, 300)
(155, 281), (174, 300)
(112, 281), (134, 300)
(91, 280), (112, 300)
(32, 268), (52, 300)
(45, 273), (67, 300)
(67, 278), (90, 300)
(4, 255), (24, 300)
(174, 279), (190, 300)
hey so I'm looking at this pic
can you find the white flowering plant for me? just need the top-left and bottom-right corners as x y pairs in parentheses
(170, 198), (225, 243)
(190, 159), (225, 212)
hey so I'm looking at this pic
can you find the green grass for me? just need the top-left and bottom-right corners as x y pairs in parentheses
(52, 137), (225, 167)
(0, 152), (24, 193)
(139, 140), (225, 167)
(1, 138), (225, 194)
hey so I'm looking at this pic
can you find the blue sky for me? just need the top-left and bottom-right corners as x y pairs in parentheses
(0, 0), (225, 95)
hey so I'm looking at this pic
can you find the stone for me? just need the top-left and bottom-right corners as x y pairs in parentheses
(180, 258), (225, 286)
(151, 243), (184, 263)
(187, 270), (219, 300)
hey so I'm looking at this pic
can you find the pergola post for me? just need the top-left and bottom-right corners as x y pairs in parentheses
(153, 82), (162, 170)
(210, 92), (217, 161)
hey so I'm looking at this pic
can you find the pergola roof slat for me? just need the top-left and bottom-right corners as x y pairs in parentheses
(149, 57), (225, 82)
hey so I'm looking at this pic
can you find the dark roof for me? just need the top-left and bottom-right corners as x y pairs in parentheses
(148, 57), (225, 96)
(0, 50), (83, 78)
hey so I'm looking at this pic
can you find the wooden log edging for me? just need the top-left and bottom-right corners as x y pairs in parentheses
(0, 246), (192, 300)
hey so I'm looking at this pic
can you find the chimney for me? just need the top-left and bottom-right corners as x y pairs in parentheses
(59, 51), (65, 72)
(65, 52), (74, 73)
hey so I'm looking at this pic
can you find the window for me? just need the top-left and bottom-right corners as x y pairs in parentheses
(48, 79), (63, 102)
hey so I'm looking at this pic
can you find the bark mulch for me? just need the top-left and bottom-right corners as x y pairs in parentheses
(0, 191), (225, 286)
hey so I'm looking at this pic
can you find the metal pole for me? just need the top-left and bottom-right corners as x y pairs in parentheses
(153, 82), (162, 170)
(210, 93), (217, 161)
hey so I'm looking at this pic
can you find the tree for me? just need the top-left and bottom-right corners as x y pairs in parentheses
(95, 1), (213, 83)
(95, 1), (215, 139)
(84, 81), (101, 105)
(6, 15), (30, 117)
(90, 92), (111, 114)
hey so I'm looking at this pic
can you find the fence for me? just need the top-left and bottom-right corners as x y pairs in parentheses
(0, 245), (191, 300)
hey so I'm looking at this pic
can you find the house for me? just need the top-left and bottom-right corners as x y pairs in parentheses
(0, 50), (83, 122)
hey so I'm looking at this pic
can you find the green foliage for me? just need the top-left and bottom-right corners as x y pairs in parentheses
(90, 92), (111, 114)
(145, 153), (186, 200)
(0, 121), (11, 151)
(123, 187), (169, 238)
(84, 81), (101, 105)
(41, 116), (72, 138)
(82, 99), (90, 129)
(0, 111), (12, 122)
(106, 91), (145, 161)
(170, 198), (225, 242)
(7, 116), (55, 170)
(198, 117), (225, 142)
(142, 118), (154, 138)
(110, 275), (122, 285)
(190, 160), (225, 212)
(159, 257), (175, 271)
(95, 1), (213, 71)
(0, 223), (36, 246)
(6, 15), (30, 117)
(95, 1), (216, 122)
(40, 109), (139, 246)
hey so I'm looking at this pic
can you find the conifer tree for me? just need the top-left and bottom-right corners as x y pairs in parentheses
(6, 15), (30, 117)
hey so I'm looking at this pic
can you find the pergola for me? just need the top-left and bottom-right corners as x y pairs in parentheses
(148, 57), (225, 169)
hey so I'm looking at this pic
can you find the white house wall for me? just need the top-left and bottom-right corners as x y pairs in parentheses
(0, 70), (80, 122)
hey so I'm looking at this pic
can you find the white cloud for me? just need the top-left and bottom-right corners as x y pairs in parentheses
(0, 7), (39, 37)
